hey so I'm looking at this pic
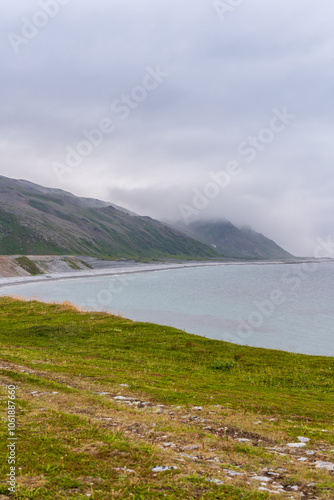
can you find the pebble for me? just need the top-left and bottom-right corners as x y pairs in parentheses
(315, 461), (334, 471)
(180, 454), (198, 460)
(206, 478), (223, 485)
(182, 444), (199, 451)
(224, 470), (242, 477)
(297, 436), (310, 443)
(152, 466), (178, 472)
(115, 467), (135, 474)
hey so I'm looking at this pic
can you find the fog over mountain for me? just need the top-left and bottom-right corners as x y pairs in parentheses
(1, 0), (334, 256)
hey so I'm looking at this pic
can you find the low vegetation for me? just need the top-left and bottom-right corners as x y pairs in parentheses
(14, 257), (43, 276)
(0, 297), (333, 499)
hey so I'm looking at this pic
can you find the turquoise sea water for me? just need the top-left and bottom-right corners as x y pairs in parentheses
(1, 261), (334, 356)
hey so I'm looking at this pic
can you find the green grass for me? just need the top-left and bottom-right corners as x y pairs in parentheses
(0, 297), (333, 499)
(14, 257), (43, 276)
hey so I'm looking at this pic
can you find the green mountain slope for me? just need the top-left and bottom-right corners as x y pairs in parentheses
(0, 176), (218, 259)
(173, 220), (294, 260)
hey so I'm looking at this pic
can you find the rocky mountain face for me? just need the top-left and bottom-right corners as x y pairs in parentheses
(172, 220), (293, 260)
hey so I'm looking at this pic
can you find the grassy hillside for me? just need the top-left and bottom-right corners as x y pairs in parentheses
(174, 220), (293, 260)
(0, 176), (218, 260)
(0, 297), (333, 499)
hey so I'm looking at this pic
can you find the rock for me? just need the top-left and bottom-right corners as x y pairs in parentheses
(286, 442), (306, 448)
(162, 442), (175, 448)
(152, 466), (177, 472)
(297, 436), (310, 443)
(305, 450), (315, 455)
(182, 444), (199, 451)
(251, 476), (271, 482)
(113, 396), (134, 400)
(115, 467), (135, 474)
(315, 461), (334, 471)
(180, 454), (198, 460)
(237, 438), (251, 443)
(120, 384), (129, 387)
(192, 406), (202, 411)
(224, 470), (242, 476)
(206, 478), (223, 485)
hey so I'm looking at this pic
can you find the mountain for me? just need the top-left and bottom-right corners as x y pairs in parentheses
(172, 219), (294, 260)
(0, 176), (218, 260)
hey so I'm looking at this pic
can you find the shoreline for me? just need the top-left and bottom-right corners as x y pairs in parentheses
(0, 257), (330, 290)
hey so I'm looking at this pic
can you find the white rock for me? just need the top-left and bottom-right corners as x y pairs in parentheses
(206, 478), (223, 485)
(298, 457), (307, 462)
(297, 436), (310, 443)
(180, 454), (198, 460)
(113, 396), (134, 400)
(182, 444), (199, 451)
(286, 442), (306, 448)
(192, 406), (202, 411)
(305, 450), (315, 455)
(152, 466), (177, 472)
(237, 438), (251, 442)
(290, 485), (299, 491)
(224, 470), (242, 476)
(120, 384), (129, 387)
(315, 461), (334, 471)
(162, 442), (175, 448)
(251, 476), (271, 482)
(115, 467), (135, 473)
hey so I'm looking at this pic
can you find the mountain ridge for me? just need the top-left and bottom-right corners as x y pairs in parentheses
(171, 219), (294, 260)
(0, 176), (217, 259)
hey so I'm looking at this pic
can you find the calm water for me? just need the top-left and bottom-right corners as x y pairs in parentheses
(1, 262), (334, 356)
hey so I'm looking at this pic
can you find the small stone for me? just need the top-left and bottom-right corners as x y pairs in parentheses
(163, 442), (175, 448)
(152, 466), (177, 472)
(182, 444), (199, 451)
(237, 438), (251, 443)
(315, 461), (334, 471)
(224, 470), (242, 476)
(192, 406), (202, 411)
(297, 436), (310, 443)
(206, 478), (223, 485)
(251, 476), (271, 482)
(286, 442), (306, 448)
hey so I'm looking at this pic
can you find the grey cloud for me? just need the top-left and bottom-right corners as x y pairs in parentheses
(1, 0), (334, 256)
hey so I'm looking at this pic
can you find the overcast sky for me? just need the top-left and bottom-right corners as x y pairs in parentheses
(1, 0), (334, 256)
